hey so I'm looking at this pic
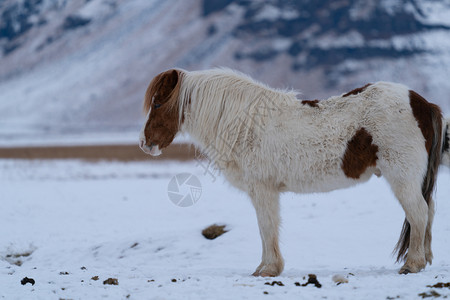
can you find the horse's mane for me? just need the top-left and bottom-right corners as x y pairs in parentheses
(178, 68), (298, 158)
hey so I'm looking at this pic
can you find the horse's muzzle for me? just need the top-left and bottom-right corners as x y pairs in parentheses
(139, 140), (162, 156)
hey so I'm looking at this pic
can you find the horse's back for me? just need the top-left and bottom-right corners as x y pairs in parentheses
(255, 81), (430, 193)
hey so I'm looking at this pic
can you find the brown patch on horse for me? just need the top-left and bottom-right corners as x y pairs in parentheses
(301, 99), (320, 108)
(143, 69), (184, 149)
(342, 83), (372, 97)
(409, 90), (441, 154)
(408, 90), (442, 204)
(341, 128), (379, 179)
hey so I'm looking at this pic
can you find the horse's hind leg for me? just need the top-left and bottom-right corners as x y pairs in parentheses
(390, 179), (428, 274)
(248, 183), (284, 277)
(425, 197), (434, 265)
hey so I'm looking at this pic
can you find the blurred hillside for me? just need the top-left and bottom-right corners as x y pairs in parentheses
(1, 0), (450, 144)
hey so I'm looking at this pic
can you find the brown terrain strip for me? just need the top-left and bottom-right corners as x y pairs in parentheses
(0, 143), (196, 161)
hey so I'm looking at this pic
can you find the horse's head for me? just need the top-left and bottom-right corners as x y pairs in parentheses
(139, 69), (184, 156)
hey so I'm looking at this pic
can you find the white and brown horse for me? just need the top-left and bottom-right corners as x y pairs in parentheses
(139, 68), (450, 276)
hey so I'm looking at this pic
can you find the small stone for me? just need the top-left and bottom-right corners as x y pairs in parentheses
(21, 277), (35, 286)
(301, 274), (322, 288)
(103, 278), (118, 285)
(202, 224), (227, 240)
(427, 282), (450, 288)
(264, 281), (284, 286)
(418, 290), (441, 298)
(332, 274), (349, 285)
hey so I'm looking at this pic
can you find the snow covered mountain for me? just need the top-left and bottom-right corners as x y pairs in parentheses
(1, 0), (450, 144)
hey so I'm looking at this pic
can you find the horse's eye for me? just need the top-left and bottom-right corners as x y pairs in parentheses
(154, 103), (161, 109)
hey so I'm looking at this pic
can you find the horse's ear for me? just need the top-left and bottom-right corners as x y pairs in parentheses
(166, 69), (179, 89)
(143, 69), (181, 114)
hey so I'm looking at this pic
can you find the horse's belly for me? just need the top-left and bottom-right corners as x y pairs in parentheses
(282, 167), (376, 194)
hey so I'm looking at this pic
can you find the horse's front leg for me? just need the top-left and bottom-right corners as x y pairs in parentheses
(249, 184), (284, 277)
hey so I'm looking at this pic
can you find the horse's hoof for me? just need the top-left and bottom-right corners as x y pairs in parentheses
(252, 261), (284, 277)
(252, 267), (280, 277)
(399, 263), (424, 274)
(399, 268), (411, 275)
(252, 271), (276, 277)
(399, 258), (426, 274)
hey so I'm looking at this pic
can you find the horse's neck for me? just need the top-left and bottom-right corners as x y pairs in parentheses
(183, 85), (295, 160)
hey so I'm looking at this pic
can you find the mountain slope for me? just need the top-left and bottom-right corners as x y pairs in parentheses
(1, 0), (449, 143)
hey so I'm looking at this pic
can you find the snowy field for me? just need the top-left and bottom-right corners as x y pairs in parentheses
(1, 158), (450, 299)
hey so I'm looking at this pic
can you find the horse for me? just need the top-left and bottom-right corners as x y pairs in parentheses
(139, 68), (450, 276)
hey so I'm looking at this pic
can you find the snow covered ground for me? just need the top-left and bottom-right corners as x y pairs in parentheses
(1, 158), (450, 299)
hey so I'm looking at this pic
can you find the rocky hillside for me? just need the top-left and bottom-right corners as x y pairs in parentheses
(1, 0), (449, 143)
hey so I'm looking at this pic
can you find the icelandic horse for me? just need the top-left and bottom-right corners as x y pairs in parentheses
(139, 68), (450, 276)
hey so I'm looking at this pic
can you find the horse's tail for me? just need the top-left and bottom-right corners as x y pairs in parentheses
(440, 118), (450, 167)
(395, 92), (443, 262)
